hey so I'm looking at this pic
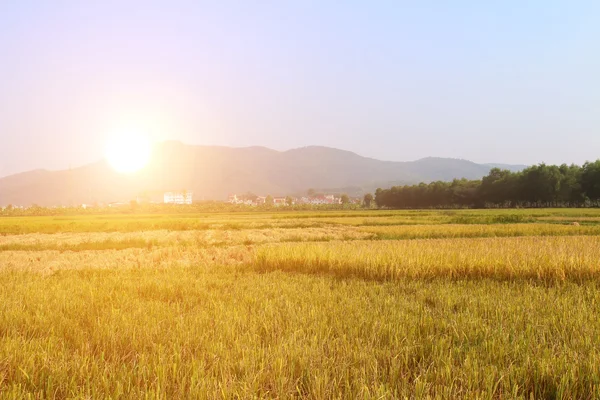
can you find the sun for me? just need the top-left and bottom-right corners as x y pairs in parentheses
(105, 132), (152, 174)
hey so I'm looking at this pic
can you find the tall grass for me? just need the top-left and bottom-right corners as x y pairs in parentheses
(2, 269), (600, 398)
(2, 208), (600, 234)
(0, 227), (373, 252)
(3, 209), (600, 398)
(254, 236), (600, 283)
(362, 223), (600, 240)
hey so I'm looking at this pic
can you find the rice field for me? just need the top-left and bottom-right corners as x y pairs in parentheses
(1, 209), (600, 398)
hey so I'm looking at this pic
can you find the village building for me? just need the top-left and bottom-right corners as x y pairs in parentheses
(164, 191), (193, 205)
(273, 197), (287, 206)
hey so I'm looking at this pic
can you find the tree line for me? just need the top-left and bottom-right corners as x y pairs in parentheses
(374, 160), (600, 208)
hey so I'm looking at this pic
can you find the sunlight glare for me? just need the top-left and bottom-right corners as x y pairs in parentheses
(105, 131), (152, 174)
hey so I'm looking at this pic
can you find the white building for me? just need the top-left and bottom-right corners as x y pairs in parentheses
(164, 191), (193, 205)
(298, 194), (340, 205)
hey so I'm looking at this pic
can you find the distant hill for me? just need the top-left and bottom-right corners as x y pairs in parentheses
(0, 142), (527, 206)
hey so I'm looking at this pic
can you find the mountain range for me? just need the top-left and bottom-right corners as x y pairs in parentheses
(0, 141), (526, 206)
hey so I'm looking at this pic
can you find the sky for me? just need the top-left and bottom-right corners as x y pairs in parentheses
(1, 0), (599, 177)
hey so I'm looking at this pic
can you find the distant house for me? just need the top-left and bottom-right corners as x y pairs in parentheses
(164, 191), (193, 205)
(297, 194), (341, 205)
(273, 197), (287, 206)
(228, 194), (267, 206)
(227, 194), (297, 206)
(256, 196), (267, 205)
(228, 194), (252, 205)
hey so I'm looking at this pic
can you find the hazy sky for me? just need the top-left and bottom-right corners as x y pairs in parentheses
(1, 1), (599, 177)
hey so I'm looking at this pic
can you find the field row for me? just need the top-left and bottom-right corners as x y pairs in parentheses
(2, 209), (600, 234)
(2, 236), (599, 284)
(1, 223), (599, 252)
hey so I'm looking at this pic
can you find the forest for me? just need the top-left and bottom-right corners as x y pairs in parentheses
(375, 160), (600, 208)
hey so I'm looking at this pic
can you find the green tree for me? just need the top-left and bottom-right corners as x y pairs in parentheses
(480, 168), (516, 205)
(349, 159), (600, 209)
(450, 179), (480, 207)
(363, 193), (374, 208)
(265, 195), (274, 205)
(374, 188), (382, 207)
(581, 161), (600, 202)
(285, 196), (294, 206)
(519, 164), (562, 205)
(557, 164), (583, 205)
(340, 194), (350, 205)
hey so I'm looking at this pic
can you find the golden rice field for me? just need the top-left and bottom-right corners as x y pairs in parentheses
(2, 209), (600, 398)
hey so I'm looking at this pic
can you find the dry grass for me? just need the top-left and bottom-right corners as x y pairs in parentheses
(0, 227), (373, 252)
(0, 246), (252, 274)
(2, 268), (600, 398)
(361, 222), (600, 240)
(253, 236), (600, 283)
(3, 209), (600, 398)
